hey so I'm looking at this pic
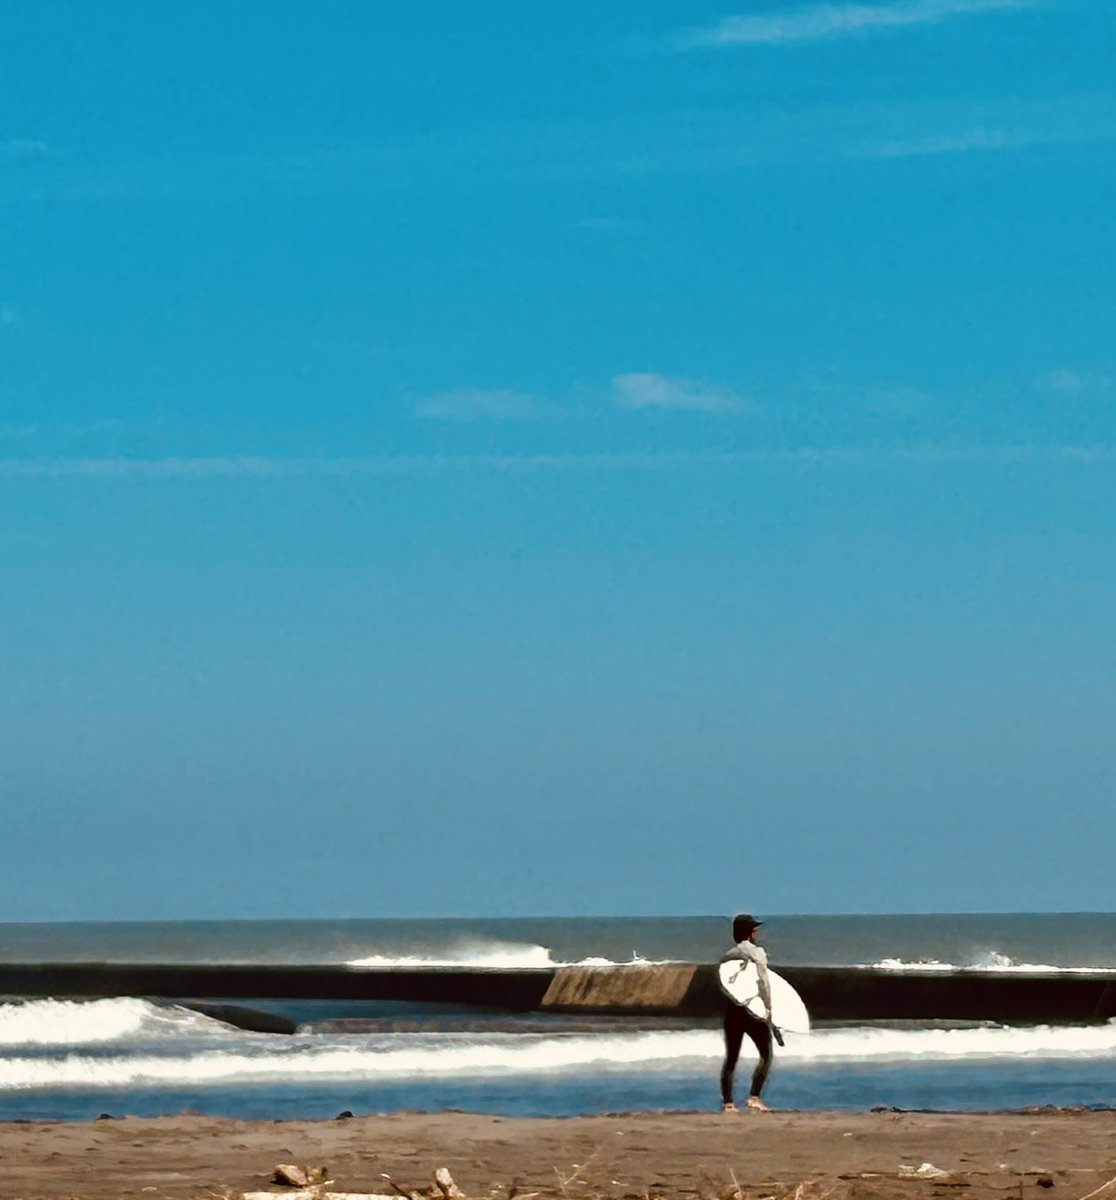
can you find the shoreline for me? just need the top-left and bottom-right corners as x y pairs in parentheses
(3, 1109), (1115, 1200)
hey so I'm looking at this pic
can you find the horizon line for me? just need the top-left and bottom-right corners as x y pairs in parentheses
(2, 444), (1116, 480)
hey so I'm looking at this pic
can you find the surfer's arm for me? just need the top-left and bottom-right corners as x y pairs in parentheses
(753, 945), (773, 1017)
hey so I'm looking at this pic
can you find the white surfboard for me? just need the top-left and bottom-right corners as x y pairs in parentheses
(717, 959), (811, 1033)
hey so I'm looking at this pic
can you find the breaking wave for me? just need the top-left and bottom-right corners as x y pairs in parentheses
(345, 941), (659, 969)
(344, 941), (1116, 974)
(5, 1017), (1116, 1092)
(0, 998), (231, 1048)
(346, 941), (557, 969)
(869, 953), (1116, 974)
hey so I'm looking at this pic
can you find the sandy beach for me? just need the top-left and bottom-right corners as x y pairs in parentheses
(2, 1109), (1115, 1200)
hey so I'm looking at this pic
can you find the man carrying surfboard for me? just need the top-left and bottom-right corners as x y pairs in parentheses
(717, 913), (779, 1113)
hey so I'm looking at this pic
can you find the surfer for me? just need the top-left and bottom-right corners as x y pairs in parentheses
(718, 913), (777, 1113)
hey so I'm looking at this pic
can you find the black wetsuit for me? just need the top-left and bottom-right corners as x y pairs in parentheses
(720, 1004), (773, 1103)
(718, 940), (775, 1104)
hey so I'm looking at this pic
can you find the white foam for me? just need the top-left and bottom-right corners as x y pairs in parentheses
(869, 955), (1116, 974)
(5, 1022), (1116, 1091)
(346, 942), (667, 969)
(788, 1022), (1116, 1063)
(0, 999), (223, 1048)
(870, 958), (955, 972)
(346, 941), (558, 969)
(0, 1030), (710, 1090)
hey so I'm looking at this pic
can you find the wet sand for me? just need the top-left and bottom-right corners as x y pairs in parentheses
(2, 1109), (1115, 1200)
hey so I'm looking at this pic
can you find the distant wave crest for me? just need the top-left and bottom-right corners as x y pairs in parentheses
(869, 951), (1116, 974)
(345, 941), (661, 969)
(346, 940), (557, 969)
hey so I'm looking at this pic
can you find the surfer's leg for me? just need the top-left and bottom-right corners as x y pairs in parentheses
(720, 1006), (745, 1107)
(743, 1011), (774, 1098)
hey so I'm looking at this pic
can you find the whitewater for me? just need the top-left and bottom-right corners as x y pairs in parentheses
(3, 996), (1116, 1116)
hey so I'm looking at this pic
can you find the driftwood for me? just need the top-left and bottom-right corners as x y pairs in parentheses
(274, 1165), (330, 1187)
(1078, 1177), (1116, 1200)
(246, 1166), (467, 1200)
(245, 1193), (393, 1200)
(243, 1167), (1116, 1200)
(433, 1169), (466, 1200)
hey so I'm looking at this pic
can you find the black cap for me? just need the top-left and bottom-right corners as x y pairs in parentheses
(732, 913), (763, 938)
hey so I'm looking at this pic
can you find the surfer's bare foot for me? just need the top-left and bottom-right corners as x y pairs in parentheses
(722, 1102), (739, 1113)
(746, 1096), (772, 1112)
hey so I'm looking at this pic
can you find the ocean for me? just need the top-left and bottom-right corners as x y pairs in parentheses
(2, 914), (1116, 1121)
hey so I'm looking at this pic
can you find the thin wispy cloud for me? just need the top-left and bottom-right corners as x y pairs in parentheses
(856, 123), (1107, 158)
(572, 216), (648, 235)
(0, 139), (50, 160)
(3, 445), (1115, 482)
(415, 387), (545, 421)
(677, 0), (1040, 49)
(0, 424), (38, 440)
(0, 417), (128, 441)
(513, 95), (1112, 184)
(1039, 367), (1113, 394)
(1044, 368), (1085, 393)
(612, 372), (744, 413)
(5, 93), (1101, 207)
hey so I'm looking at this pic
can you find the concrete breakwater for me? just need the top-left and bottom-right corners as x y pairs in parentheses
(3, 962), (1116, 1026)
(542, 964), (1116, 1023)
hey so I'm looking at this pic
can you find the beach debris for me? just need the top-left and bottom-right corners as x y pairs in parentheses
(898, 1162), (950, 1180)
(773, 1182), (838, 1200)
(245, 1167), (480, 1200)
(1076, 1175), (1116, 1200)
(382, 1172), (425, 1200)
(273, 1164), (330, 1187)
(434, 1169), (467, 1200)
(553, 1147), (602, 1194)
(244, 1193), (394, 1200)
(502, 1180), (537, 1200)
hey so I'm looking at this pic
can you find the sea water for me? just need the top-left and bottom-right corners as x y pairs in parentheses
(2, 914), (1116, 1120)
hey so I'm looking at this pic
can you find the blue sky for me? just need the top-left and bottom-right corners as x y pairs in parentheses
(2, 0), (1114, 920)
